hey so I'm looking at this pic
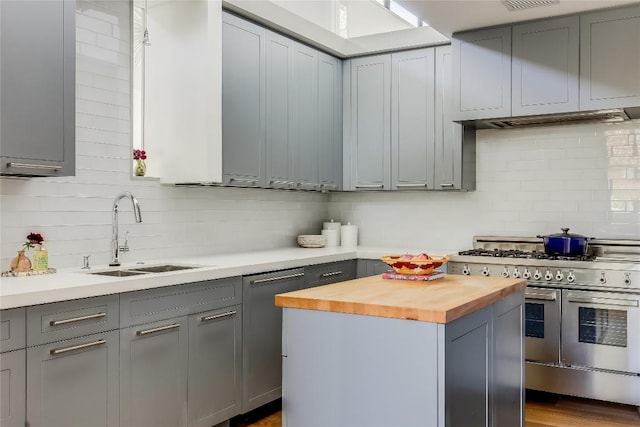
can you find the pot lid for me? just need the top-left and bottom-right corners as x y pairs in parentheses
(546, 228), (588, 238)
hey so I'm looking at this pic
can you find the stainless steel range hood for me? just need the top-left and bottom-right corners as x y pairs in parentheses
(465, 107), (640, 129)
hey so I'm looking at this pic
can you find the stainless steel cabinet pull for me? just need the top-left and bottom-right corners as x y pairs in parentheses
(396, 183), (427, 188)
(567, 296), (639, 307)
(50, 312), (106, 326)
(229, 178), (258, 184)
(7, 162), (61, 171)
(201, 310), (237, 322)
(136, 323), (180, 336)
(50, 339), (106, 355)
(525, 292), (557, 301)
(355, 184), (384, 189)
(251, 272), (305, 284)
(321, 271), (343, 278)
(439, 183), (455, 188)
(269, 180), (292, 186)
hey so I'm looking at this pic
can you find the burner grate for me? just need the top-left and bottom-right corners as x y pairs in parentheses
(458, 248), (596, 261)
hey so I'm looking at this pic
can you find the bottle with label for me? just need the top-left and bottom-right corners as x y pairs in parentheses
(33, 245), (49, 272)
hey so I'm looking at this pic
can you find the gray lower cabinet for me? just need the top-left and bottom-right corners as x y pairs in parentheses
(512, 16), (580, 116)
(222, 12), (266, 188)
(434, 45), (476, 191)
(0, 0), (75, 177)
(391, 48), (435, 190)
(242, 268), (304, 413)
(0, 349), (25, 427)
(452, 26), (512, 121)
(120, 317), (189, 427)
(318, 52), (343, 192)
(188, 306), (242, 427)
(580, 5), (640, 110)
(27, 330), (119, 427)
(356, 259), (390, 278)
(303, 260), (357, 289)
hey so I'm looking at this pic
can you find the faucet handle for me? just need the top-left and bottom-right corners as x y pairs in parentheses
(82, 255), (91, 269)
(119, 231), (130, 252)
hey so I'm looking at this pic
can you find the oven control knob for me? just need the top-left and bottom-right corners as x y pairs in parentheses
(522, 268), (531, 279)
(544, 270), (553, 281)
(482, 267), (490, 277)
(555, 270), (564, 281)
(567, 271), (576, 283)
(512, 267), (521, 279)
(462, 264), (470, 276)
(533, 269), (542, 281)
(501, 267), (510, 278)
(599, 272), (607, 284)
(624, 272), (631, 286)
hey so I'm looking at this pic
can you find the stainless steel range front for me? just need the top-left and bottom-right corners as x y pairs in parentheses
(449, 236), (640, 407)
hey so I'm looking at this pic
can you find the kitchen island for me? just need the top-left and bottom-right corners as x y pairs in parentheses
(275, 274), (526, 427)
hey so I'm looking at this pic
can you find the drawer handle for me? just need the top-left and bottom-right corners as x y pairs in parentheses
(567, 296), (639, 307)
(229, 178), (258, 184)
(321, 271), (343, 278)
(50, 339), (106, 355)
(355, 184), (383, 189)
(525, 292), (557, 301)
(251, 272), (305, 284)
(50, 312), (107, 326)
(136, 323), (180, 336)
(396, 183), (427, 188)
(269, 180), (292, 186)
(201, 310), (237, 322)
(440, 183), (455, 188)
(7, 162), (61, 171)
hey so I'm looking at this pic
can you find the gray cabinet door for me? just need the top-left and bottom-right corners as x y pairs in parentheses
(356, 259), (390, 278)
(318, 52), (343, 192)
(434, 46), (476, 191)
(265, 31), (295, 190)
(26, 330), (119, 427)
(0, 349), (25, 427)
(452, 26), (512, 121)
(391, 48), (435, 191)
(303, 260), (357, 289)
(120, 318), (188, 427)
(242, 268), (304, 413)
(222, 12), (266, 188)
(188, 306), (241, 427)
(348, 55), (392, 191)
(512, 17), (579, 116)
(0, 308), (25, 353)
(580, 5), (640, 110)
(292, 42), (319, 191)
(0, 0), (75, 177)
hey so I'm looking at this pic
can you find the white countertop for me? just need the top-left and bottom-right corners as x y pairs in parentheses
(0, 246), (449, 309)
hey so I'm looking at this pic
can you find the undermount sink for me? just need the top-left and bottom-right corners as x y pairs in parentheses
(90, 270), (148, 277)
(129, 264), (199, 273)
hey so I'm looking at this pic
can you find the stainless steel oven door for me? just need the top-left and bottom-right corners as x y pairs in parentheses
(525, 287), (561, 363)
(562, 290), (640, 374)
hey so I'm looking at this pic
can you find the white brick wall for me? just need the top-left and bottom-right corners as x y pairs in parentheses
(328, 121), (640, 252)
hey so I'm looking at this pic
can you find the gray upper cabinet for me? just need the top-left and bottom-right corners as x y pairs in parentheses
(222, 12), (266, 188)
(0, 0), (75, 177)
(292, 42), (319, 191)
(452, 26), (512, 121)
(580, 5), (640, 110)
(512, 16), (580, 116)
(265, 31), (295, 190)
(434, 46), (476, 191)
(347, 55), (392, 191)
(318, 53), (343, 192)
(391, 49), (435, 190)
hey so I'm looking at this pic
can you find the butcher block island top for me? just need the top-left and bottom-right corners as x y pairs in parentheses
(275, 273), (526, 323)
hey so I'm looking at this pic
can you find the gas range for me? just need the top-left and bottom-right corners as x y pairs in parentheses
(448, 236), (640, 291)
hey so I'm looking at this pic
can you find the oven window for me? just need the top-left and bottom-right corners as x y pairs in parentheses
(578, 307), (627, 348)
(525, 302), (545, 339)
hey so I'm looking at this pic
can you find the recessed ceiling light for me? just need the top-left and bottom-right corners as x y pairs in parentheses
(502, 0), (559, 11)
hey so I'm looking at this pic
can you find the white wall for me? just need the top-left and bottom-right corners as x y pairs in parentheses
(0, 0), (329, 271)
(328, 121), (640, 253)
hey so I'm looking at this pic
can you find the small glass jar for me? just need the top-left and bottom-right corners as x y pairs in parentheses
(33, 245), (49, 272)
(11, 250), (32, 272)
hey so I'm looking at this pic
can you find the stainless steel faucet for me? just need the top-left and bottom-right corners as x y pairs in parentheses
(110, 191), (142, 266)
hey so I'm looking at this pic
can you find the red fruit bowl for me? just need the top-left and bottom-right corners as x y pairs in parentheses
(380, 254), (450, 276)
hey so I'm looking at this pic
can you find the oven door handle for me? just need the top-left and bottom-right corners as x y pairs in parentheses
(525, 292), (557, 301)
(567, 296), (639, 308)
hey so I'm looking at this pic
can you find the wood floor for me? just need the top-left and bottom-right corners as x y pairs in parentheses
(232, 393), (640, 427)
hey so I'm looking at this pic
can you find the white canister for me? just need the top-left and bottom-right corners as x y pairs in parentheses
(323, 220), (341, 241)
(340, 223), (358, 248)
(321, 229), (339, 247)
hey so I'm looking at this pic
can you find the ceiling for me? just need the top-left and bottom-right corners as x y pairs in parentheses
(397, 0), (640, 36)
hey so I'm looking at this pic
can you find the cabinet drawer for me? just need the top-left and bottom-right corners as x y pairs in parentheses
(303, 260), (356, 288)
(27, 295), (119, 347)
(120, 277), (241, 327)
(0, 308), (26, 353)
